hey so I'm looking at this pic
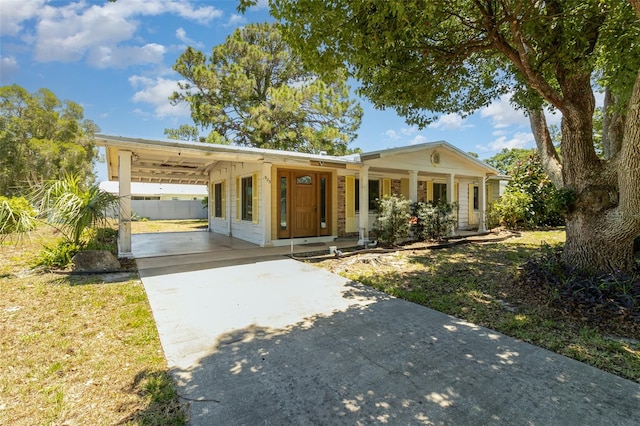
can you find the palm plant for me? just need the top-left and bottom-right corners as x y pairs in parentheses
(32, 174), (117, 245)
(0, 196), (38, 242)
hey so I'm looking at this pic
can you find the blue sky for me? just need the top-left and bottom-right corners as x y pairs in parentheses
(0, 0), (559, 182)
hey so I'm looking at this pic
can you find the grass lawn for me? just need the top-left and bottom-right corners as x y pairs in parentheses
(315, 229), (640, 383)
(0, 224), (193, 425)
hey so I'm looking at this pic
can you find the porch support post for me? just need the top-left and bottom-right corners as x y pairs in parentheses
(207, 172), (213, 232)
(477, 175), (487, 233)
(447, 173), (456, 236)
(226, 164), (233, 237)
(117, 150), (133, 258)
(358, 165), (369, 245)
(409, 170), (418, 203)
(261, 162), (272, 247)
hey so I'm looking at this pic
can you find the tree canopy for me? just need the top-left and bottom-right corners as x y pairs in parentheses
(168, 22), (363, 155)
(485, 148), (535, 175)
(250, 0), (640, 273)
(0, 85), (98, 196)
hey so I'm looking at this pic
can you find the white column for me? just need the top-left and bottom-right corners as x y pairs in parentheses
(409, 170), (418, 203)
(261, 162), (273, 247)
(117, 150), (132, 258)
(358, 165), (369, 245)
(207, 172), (213, 232)
(226, 165), (233, 237)
(478, 175), (487, 233)
(447, 173), (456, 236)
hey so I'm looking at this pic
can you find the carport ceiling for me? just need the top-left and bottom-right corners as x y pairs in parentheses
(98, 135), (266, 185)
(105, 146), (217, 185)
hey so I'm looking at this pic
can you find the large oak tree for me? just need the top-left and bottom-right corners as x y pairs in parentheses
(246, 0), (640, 274)
(169, 22), (363, 155)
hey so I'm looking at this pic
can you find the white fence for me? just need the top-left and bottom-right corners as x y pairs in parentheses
(132, 200), (207, 220)
(106, 200), (208, 220)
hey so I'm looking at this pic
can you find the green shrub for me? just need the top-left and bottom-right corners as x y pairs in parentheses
(485, 202), (501, 231)
(84, 227), (118, 255)
(36, 240), (82, 268)
(0, 196), (37, 239)
(411, 201), (457, 241)
(373, 195), (411, 246)
(494, 188), (532, 228)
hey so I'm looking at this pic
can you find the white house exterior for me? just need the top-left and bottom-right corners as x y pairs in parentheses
(96, 135), (506, 257)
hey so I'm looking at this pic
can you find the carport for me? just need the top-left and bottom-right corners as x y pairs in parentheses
(97, 135), (266, 258)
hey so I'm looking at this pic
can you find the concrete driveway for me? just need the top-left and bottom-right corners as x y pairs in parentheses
(137, 256), (640, 425)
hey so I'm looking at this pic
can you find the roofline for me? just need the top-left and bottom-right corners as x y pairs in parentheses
(95, 134), (360, 165)
(360, 140), (502, 175)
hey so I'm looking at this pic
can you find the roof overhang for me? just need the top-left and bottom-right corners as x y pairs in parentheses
(96, 135), (359, 185)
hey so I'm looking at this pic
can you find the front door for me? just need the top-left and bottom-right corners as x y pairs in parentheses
(292, 172), (317, 237)
(278, 170), (331, 239)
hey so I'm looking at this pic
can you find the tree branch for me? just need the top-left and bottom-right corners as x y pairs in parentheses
(528, 108), (563, 187)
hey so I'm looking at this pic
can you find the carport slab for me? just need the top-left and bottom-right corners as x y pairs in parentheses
(140, 258), (640, 425)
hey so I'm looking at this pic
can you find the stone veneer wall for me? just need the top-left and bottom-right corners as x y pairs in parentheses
(391, 179), (402, 197)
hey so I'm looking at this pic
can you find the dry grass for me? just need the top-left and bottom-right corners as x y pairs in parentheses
(0, 225), (187, 425)
(131, 219), (208, 234)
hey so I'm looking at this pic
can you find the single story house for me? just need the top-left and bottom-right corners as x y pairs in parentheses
(96, 135), (506, 257)
(99, 181), (207, 220)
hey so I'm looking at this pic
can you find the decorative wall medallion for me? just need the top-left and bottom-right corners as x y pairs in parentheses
(430, 150), (441, 166)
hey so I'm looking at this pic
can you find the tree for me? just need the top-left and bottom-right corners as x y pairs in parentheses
(169, 22), (363, 155)
(253, 0), (640, 273)
(485, 148), (535, 175)
(0, 85), (98, 196)
(164, 124), (201, 142)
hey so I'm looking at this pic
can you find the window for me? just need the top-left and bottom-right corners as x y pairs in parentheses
(433, 183), (447, 204)
(473, 186), (479, 210)
(214, 182), (223, 218)
(355, 179), (380, 212)
(241, 176), (253, 221)
(280, 176), (287, 229)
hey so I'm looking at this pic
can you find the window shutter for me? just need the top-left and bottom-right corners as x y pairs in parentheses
(252, 172), (259, 224)
(400, 178), (409, 199)
(236, 176), (241, 221)
(382, 178), (391, 198)
(345, 176), (355, 218)
(427, 181), (434, 202)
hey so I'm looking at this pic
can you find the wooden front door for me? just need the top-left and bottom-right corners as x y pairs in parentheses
(292, 172), (317, 237)
(277, 170), (331, 239)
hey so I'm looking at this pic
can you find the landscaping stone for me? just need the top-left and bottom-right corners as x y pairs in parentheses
(72, 250), (121, 272)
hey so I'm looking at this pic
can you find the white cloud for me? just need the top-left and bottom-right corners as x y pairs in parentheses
(477, 131), (535, 153)
(480, 94), (529, 129)
(0, 56), (19, 82)
(13, 0), (222, 67)
(409, 135), (429, 145)
(428, 113), (472, 130)
(400, 126), (417, 136)
(175, 28), (203, 48)
(384, 129), (400, 140)
(225, 14), (247, 28)
(88, 43), (166, 69)
(0, 0), (46, 36)
(129, 75), (190, 118)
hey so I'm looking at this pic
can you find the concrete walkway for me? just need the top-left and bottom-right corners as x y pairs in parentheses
(137, 256), (640, 425)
